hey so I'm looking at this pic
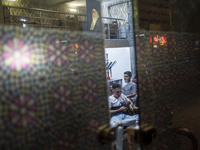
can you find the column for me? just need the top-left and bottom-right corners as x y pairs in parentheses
(0, 0), (4, 24)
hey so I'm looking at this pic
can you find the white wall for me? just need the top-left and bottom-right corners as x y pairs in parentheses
(105, 47), (131, 86)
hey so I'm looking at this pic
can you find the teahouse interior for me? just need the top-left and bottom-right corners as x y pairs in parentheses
(1, 0), (200, 150)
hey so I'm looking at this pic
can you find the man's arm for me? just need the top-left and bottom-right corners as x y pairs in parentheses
(126, 92), (137, 98)
(121, 94), (138, 111)
(109, 106), (128, 115)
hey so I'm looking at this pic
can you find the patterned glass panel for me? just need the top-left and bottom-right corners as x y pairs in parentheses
(0, 25), (110, 150)
(134, 0), (200, 149)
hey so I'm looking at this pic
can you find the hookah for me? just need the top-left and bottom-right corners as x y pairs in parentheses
(106, 54), (110, 80)
(105, 54), (117, 80)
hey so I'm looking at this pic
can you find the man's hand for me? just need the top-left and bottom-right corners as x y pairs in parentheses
(128, 101), (134, 111)
(129, 105), (134, 111)
(116, 122), (123, 126)
(133, 106), (139, 110)
(119, 106), (128, 112)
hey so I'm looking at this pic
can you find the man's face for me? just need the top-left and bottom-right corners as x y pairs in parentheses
(112, 87), (122, 98)
(124, 74), (131, 83)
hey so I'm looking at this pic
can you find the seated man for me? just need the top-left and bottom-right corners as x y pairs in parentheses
(123, 71), (138, 107)
(108, 83), (139, 150)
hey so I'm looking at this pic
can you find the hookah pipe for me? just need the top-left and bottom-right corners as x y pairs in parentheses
(109, 61), (116, 78)
(105, 54), (117, 80)
(107, 62), (112, 80)
(106, 54), (110, 80)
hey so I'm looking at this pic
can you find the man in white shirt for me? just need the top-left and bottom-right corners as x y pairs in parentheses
(108, 83), (139, 150)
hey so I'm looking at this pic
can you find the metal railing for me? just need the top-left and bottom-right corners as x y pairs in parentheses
(3, 5), (128, 39)
(102, 17), (128, 39)
(3, 5), (87, 30)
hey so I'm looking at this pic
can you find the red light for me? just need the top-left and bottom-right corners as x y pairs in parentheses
(72, 43), (79, 49)
(75, 43), (79, 49)
(153, 37), (158, 42)
(160, 36), (167, 45)
(161, 36), (166, 42)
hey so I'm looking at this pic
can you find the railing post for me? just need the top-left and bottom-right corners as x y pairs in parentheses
(39, 11), (42, 28)
(108, 23), (110, 39)
(9, 8), (12, 24)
